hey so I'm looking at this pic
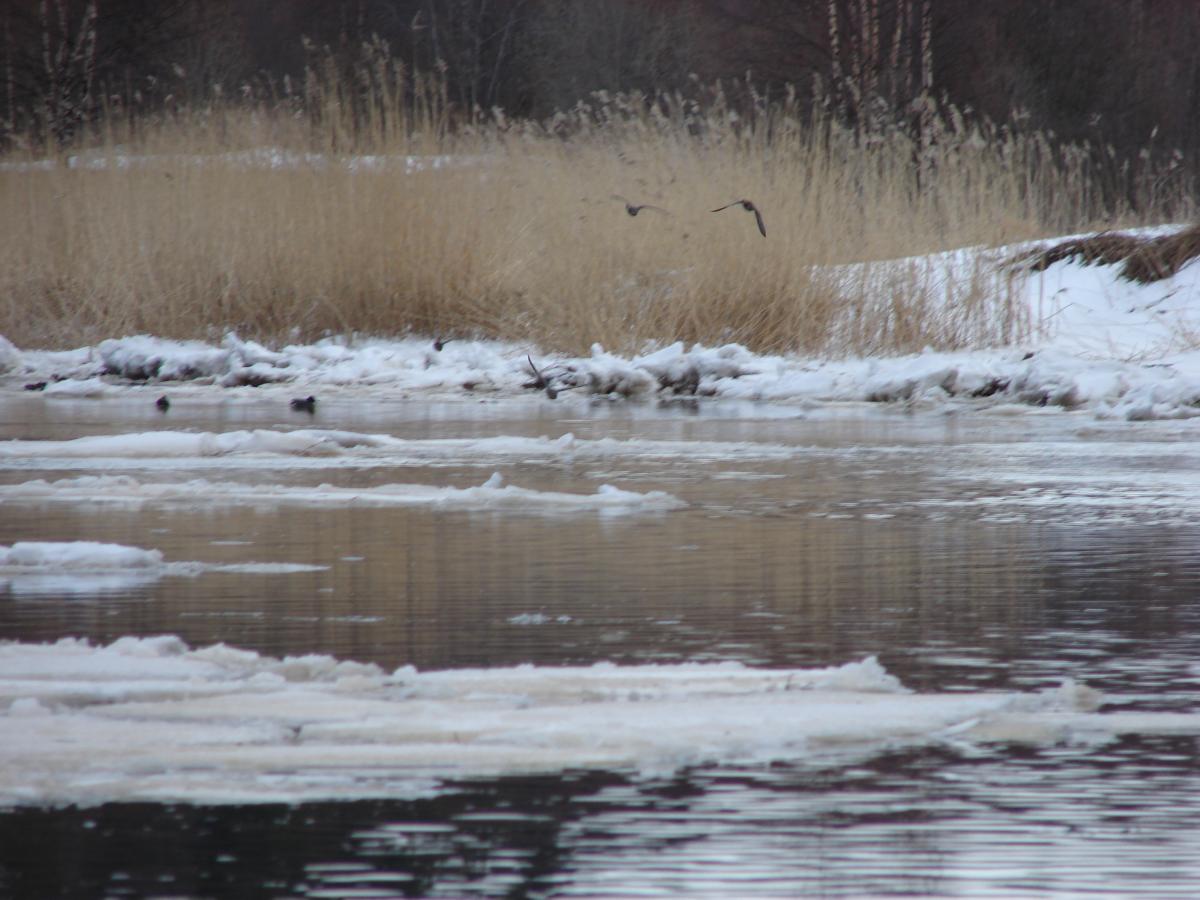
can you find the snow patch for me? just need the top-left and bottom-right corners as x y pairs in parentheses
(0, 335), (19, 373)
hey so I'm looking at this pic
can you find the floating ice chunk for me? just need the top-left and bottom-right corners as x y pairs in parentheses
(0, 474), (686, 515)
(0, 542), (169, 596)
(204, 562), (327, 575)
(808, 654), (906, 693)
(0, 541), (326, 596)
(41, 377), (109, 398)
(0, 541), (163, 570)
(0, 428), (404, 460)
(1, 636), (1196, 807)
(0, 428), (801, 468)
(7, 698), (51, 717)
(508, 613), (573, 625)
(1028, 678), (1104, 713)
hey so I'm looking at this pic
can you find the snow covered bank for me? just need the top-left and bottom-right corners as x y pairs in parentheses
(0, 473), (684, 515)
(1, 635), (1196, 807)
(3, 227), (1200, 419)
(0, 541), (325, 596)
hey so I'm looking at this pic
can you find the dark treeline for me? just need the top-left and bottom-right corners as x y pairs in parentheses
(4, 0), (1200, 164)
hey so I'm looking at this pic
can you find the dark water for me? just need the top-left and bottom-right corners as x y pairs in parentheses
(1, 394), (1199, 897)
(3, 737), (1199, 899)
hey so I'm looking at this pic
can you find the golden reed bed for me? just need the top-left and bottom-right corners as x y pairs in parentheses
(3, 80), (1193, 356)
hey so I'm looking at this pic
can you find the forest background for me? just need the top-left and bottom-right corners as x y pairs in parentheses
(6, 0), (1199, 169)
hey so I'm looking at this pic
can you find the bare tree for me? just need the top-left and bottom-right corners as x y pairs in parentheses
(708, 0), (931, 133)
(418, 0), (529, 110)
(519, 0), (703, 115)
(38, 0), (98, 144)
(1, 0), (235, 147)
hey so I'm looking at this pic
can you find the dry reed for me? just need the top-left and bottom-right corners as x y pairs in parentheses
(1, 70), (1194, 356)
(1018, 223), (1200, 284)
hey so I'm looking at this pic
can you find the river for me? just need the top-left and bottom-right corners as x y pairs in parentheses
(1, 392), (1198, 897)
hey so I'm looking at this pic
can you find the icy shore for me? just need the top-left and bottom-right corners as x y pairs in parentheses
(4, 227), (1200, 420)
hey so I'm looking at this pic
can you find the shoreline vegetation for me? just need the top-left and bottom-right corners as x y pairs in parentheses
(2, 60), (1196, 357)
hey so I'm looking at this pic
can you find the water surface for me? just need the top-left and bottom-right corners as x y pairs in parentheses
(1, 394), (1198, 897)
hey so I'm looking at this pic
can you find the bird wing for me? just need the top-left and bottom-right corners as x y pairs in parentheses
(711, 201), (740, 212)
(753, 207), (766, 236)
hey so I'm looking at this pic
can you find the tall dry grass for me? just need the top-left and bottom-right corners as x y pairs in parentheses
(1, 70), (1194, 356)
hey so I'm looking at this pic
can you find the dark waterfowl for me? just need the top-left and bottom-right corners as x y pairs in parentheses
(612, 195), (669, 217)
(711, 199), (766, 237)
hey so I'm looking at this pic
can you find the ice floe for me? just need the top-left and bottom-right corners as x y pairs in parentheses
(1, 635), (1197, 807)
(0, 473), (684, 514)
(0, 428), (394, 459)
(0, 541), (325, 596)
(0, 428), (798, 467)
(0, 541), (165, 570)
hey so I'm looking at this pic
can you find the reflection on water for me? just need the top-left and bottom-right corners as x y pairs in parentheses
(2, 737), (1198, 898)
(3, 469), (1197, 700)
(1, 395), (1199, 895)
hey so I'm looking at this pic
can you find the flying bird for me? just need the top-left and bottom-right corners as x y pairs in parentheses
(155, 395), (170, 412)
(711, 199), (766, 237)
(612, 195), (669, 217)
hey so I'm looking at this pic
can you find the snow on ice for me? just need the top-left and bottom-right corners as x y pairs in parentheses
(0, 472), (684, 514)
(0, 541), (325, 596)
(0, 429), (799, 465)
(2, 634), (1198, 807)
